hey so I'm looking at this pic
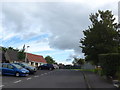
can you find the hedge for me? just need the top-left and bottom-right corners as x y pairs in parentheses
(99, 53), (120, 78)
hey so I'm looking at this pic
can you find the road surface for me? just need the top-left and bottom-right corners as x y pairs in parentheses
(1, 69), (115, 88)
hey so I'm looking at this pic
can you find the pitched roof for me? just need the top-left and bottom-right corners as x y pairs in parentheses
(27, 53), (47, 63)
(5, 49), (18, 61)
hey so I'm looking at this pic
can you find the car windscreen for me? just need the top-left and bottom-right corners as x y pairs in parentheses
(22, 63), (30, 66)
(12, 64), (23, 69)
(22, 63), (35, 69)
(43, 64), (47, 66)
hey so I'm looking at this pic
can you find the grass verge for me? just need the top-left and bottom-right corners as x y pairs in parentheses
(71, 69), (96, 72)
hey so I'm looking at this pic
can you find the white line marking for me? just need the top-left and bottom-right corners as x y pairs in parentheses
(113, 84), (119, 88)
(44, 73), (47, 75)
(75, 70), (79, 71)
(0, 85), (4, 87)
(41, 74), (44, 76)
(27, 77), (32, 80)
(14, 80), (21, 83)
(34, 75), (39, 77)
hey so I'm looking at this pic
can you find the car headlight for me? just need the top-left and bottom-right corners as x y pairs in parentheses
(21, 71), (26, 73)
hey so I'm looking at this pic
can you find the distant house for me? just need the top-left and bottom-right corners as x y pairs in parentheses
(26, 53), (47, 67)
(0, 46), (47, 66)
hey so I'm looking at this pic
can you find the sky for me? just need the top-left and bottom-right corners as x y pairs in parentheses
(0, 0), (119, 64)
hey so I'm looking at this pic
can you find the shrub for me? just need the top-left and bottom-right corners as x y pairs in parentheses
(99, 53), (120, 78)
(115, 67), (120, 80)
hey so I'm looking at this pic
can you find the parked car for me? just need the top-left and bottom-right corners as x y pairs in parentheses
(0, 63), (29, 77)
(38, 64), (54, 70)
(53, 64), (59, 69)
(14, 63), (37, 74)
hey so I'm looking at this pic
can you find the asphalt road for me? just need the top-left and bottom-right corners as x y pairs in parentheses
(1, 69), (115, 89)
(1, 69), (87, 88)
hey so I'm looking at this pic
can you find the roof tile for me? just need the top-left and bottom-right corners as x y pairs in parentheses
(27, 53), (47, 63)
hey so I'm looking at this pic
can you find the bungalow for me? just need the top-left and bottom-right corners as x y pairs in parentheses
(0, 46), (47, 67)
(26, 53), (47, 67)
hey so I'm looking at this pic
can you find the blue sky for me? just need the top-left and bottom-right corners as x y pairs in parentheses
(0, 0), (119, 64)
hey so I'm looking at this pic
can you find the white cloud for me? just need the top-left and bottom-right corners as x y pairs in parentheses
(1, 0), (119, 60)
(17, 38), (52, 52)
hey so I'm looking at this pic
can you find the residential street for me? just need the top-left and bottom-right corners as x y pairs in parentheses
(1, 69), (115, 88)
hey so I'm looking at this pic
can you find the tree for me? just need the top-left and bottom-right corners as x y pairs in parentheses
(80, 10), (119, 65)
(117, 29), (120, 53)
(1, 47), (7, 52)
(18, 45), (26, 61)
(72, 57), (85, 65)
(8, 47), (14, 50)
(45, 56), (55, 64)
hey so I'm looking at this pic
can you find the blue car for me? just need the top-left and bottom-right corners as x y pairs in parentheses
(14, 63), (37, 74)
(0, 63), (29, 77)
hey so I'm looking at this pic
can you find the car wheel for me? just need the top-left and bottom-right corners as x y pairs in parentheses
(37, 67), (39, 70)
(49, 68), (52, 70)
(15, 72), (20, 77)
(39, 67), (42, 70)
(25, 74), (29, 76)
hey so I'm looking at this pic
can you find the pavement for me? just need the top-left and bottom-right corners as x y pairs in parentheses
(83, 71), (115, 88)
(0, 69), (116, 89)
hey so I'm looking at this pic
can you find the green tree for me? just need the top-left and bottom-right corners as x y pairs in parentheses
(18, 45), (26, 61)
(18, 51), (25, 61)
(1, 47), (7, 52)
(8, 47), (14, 50)
(117, 29), (120, 53)
(45, 56), (55, 64)
(72, 57), (85, 65)
(80, 10), (119, 65)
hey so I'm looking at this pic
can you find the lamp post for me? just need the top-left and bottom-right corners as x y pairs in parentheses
(25, 46), (30, 63)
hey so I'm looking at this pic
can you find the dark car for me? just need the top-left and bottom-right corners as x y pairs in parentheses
(14, 63), (37, 74)
(38, 64), (54, 70)
(0, 63), (29, 77)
